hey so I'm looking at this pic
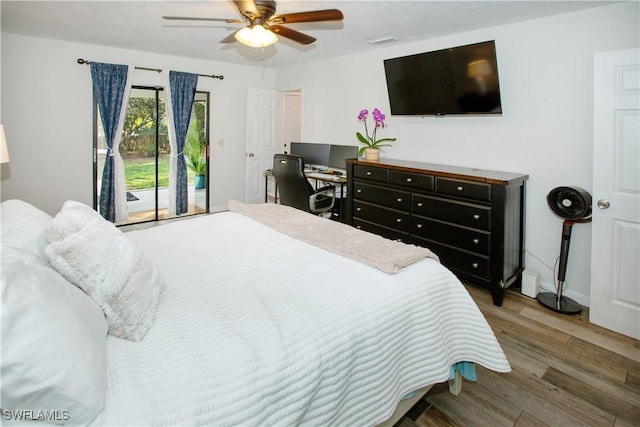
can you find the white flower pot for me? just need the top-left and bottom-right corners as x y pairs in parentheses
(364, 148), (380, 161)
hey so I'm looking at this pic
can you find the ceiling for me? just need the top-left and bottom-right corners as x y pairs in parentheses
(1, 1), (617, 69)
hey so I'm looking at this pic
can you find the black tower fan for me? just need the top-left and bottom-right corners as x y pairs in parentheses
(537, 186), (592, 314)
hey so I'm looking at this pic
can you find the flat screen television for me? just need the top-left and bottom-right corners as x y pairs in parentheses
(383, 40), (502, 116)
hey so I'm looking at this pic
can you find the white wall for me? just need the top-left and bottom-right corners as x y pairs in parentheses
(1, 3), (637, 305)
(275, 2), (639, 305)
(0, 33), (275, 214)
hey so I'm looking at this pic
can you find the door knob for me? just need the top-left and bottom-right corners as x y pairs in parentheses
(247, 152), (255, 157)
(597, 199), (610, 209)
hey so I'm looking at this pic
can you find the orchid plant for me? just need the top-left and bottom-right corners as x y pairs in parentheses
(356, 108), (396, 156)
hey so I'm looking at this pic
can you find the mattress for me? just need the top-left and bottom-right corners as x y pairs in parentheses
(91, 210), (509, 426)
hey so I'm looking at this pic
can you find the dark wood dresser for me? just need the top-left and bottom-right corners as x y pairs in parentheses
(345, 158), (528, 306)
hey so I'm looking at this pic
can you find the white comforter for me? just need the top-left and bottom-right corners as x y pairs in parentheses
(92, 211), (509, 426)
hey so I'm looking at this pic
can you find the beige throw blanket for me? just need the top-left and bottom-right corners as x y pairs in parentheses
(228, 200), (439, 274)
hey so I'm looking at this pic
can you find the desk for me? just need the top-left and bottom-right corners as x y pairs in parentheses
(263, 169), (348, 221)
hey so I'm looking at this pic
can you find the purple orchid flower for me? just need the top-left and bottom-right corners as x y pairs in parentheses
(355, 107), (396, 156)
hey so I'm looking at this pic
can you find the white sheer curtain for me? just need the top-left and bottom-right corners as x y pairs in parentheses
(163, 72), (179, 215)
(113, 66), (134, 223)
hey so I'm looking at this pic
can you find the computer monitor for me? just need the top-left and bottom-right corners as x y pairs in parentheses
(328, 145), (358, 170)
(289, 142), (330, 167)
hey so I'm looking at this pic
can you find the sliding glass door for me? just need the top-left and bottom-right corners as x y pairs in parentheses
(94, 87), (209, 225)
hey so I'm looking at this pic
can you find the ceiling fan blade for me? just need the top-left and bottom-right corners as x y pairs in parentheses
(269, 25), (316, 45)
(271, 9), (343, 24)
(220, 30), (241, 44)
(233, 0), (261, 19)
(162, 16), (243, 24)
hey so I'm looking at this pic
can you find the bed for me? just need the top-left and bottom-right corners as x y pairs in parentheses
(1, 199), (510, 426)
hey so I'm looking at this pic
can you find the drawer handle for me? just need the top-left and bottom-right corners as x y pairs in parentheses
(396, 198), (403, 203)
(366, 171), (372, 176)
(472, 262), (479, 269)
(406, 178), (413, 183)
(473, 214), (480, 220)
(417, 202), (423, 207)
(473, 238), (480, 244)
(416, 224), (423, 229)
(457, 186), (464, 191)
(356, 225), (362, 229)
(356, 189), (362, 193)
(396, 218), (403, 223)
(356, 207), (362, 212)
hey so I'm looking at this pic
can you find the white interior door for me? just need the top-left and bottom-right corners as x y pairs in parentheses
(590, 48), (640, 339)
(244, 89), (282, 204)
(282, 91), (302, 154)
(273, 91), (302, 200)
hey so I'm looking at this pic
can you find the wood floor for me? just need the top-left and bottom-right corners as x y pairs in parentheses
(395, 284), (640, 427)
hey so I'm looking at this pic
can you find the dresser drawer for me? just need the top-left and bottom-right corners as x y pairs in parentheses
(416, 238), (491, 280)
(436, 177), (491, 202)
(413, 195), (491, 231)
(347, 158), (528, 307)
(412, 216), (491, 255)
(353, 201), (410, 233)
(354, 165), (389, 183)
(353, 219), (410, 242)
(389, 170), (434, 191)
(353, 182), (411, 210)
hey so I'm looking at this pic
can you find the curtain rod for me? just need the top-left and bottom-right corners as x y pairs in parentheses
(77, 58), (224, 80)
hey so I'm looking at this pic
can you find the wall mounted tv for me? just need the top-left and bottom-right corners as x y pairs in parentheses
(383, 40), (502, 116)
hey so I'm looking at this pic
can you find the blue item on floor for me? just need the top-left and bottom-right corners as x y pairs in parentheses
(449, 361), (477, 381)
(401, 362), (477, 401)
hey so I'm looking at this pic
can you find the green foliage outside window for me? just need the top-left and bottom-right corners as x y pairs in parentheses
(114, 93), (207, 188)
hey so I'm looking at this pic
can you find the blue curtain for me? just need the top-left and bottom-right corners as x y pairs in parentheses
(90, 62), (129, 222)
(169, 71), (198, 215)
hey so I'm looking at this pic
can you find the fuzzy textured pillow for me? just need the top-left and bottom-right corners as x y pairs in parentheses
(45, 201), (163, 341)
(46, 199), (104, 242)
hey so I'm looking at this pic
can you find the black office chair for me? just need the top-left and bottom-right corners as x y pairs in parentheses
(272, 154), (335, 215)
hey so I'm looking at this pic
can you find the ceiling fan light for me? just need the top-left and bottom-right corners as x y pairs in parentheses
(235, 25), (278, 48)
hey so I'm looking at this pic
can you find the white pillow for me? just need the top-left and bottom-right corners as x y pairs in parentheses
(46, 200), (104, 243)
(45, 201), (163, 341)
(0, 199), (53, 261)
(1, 246), (108, 425)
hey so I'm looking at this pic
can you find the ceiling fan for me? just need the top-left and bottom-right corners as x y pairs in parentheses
(162, 0), (344, 48)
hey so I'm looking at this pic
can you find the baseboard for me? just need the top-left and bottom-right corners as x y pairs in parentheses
(212, 204), (228, 213)
(538, 280), (590, 307)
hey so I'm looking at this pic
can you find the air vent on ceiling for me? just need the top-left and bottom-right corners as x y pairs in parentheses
(366, 35), (401, 45)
